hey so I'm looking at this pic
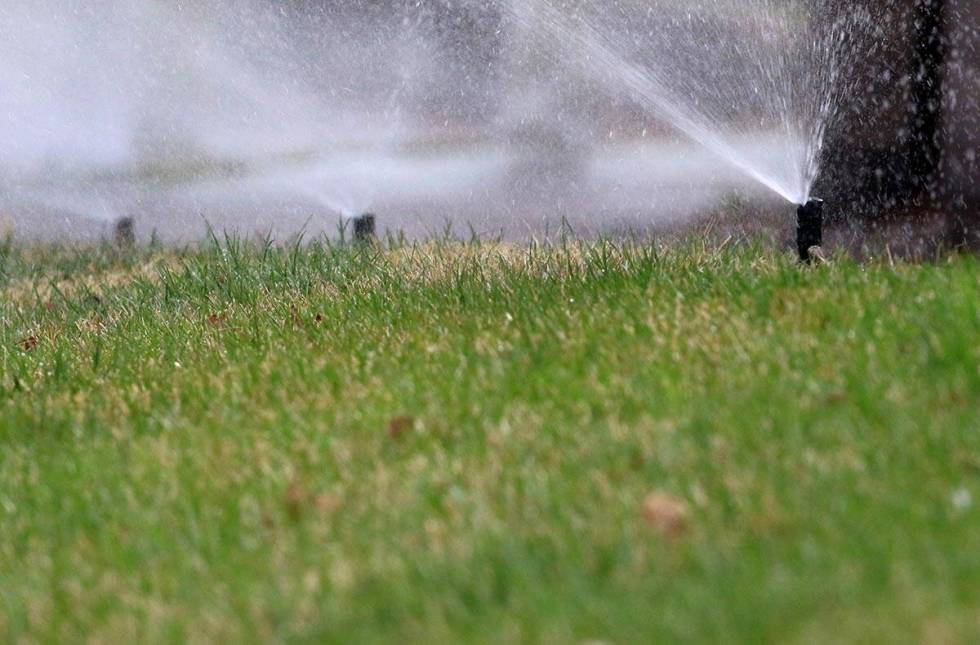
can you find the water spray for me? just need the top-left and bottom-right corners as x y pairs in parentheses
(351, 213), (377, 243)
(796, 199), (824, 264)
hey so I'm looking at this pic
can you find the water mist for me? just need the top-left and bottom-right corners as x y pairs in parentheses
(1, 0), (882, 244)
(508, 0), (875, 207)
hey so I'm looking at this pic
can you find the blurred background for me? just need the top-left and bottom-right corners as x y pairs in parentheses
(0, 0), (976, 248)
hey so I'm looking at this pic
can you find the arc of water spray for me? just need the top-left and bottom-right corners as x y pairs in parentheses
(510, 1), (861, 205)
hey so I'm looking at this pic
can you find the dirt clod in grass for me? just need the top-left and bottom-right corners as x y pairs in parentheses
(388, 416), (416, 440)
(642, 492), (689, 539)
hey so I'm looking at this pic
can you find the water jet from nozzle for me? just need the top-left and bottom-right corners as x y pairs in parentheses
(797, 199), (824, 264)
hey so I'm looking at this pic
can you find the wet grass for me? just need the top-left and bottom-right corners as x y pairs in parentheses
(1, 238), (979, 642)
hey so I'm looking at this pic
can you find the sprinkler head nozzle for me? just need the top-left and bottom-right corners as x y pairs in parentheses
(797, 199), (824, 264)
(351, 213), (376, 244)
(114, 217), (135, 247)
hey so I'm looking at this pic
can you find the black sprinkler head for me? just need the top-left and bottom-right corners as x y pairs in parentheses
(797, 199), (824, 264)
(114, 217), (136, 247)
(351, 213), (377, 243)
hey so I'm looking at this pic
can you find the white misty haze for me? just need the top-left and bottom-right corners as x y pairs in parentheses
(0, 0), (874, 239)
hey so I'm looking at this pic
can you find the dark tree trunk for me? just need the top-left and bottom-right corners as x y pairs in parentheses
(909, 0), (947, 202)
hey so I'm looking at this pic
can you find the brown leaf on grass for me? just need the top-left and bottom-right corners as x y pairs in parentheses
(285, 481), (307, 521)
(285, 481), (341, 522)
(642, 492), (689, 539)
(388, 416), (416, 440)
(955, 451), (980, 474)
(825, 390), (846, 405)
(19, 336), (38, 352)
(314, 494), (342, 515)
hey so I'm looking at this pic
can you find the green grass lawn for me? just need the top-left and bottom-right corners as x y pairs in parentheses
(1, 237), (979, 642)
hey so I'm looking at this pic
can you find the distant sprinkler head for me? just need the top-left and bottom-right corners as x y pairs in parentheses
(114, 217), (136, 247)
(351, 213), (377, 243)
(796, 199), (824, 264)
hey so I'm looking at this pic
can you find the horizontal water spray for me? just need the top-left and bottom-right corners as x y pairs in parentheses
(796, 199), (824, 264)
